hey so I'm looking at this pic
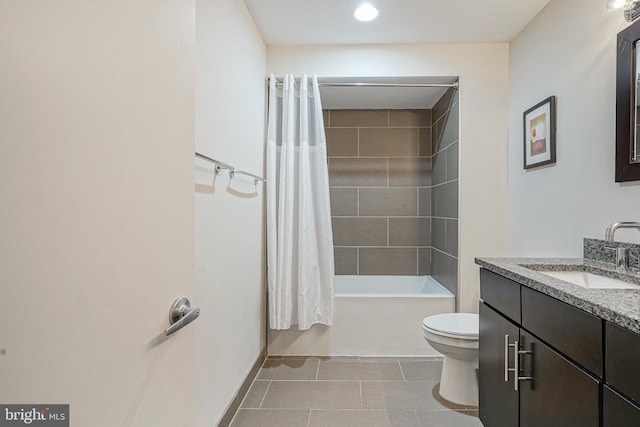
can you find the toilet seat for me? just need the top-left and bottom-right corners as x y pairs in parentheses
(422, 313), (479, 340)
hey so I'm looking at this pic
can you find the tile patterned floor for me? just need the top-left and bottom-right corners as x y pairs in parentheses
(229, 357), (482, 427)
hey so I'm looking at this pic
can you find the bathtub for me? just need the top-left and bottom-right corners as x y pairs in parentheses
(268, 275), (455, 357)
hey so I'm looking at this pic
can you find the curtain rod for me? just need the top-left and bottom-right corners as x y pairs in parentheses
(274, 80), (458, 89)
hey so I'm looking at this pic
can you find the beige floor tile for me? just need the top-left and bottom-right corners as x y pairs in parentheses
(317, 360), (404, 381)
(240, 380), (270, 408)
(309, 410), (420, 427)
(231, 358), (481, 426)
(416, 409), (482, 426)
(261, 380), (362, 409)
(258, 357), (319, 380)
(357, 356), (401, 362)
(230, 409), (309, 427)
(428, 384), (478, 412)
(321, 355), (360, 360)
(400, 360), (443, 381)
(362, 381), (445, 410)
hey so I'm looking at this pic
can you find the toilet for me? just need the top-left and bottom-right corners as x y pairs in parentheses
(422, 313), (479, 406)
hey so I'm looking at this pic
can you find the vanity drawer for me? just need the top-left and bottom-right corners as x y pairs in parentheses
(521, 286), (603, 377)
(606, 322), (640, 405)
(480, 269), (521, 323)
(604, 385), (640, 426)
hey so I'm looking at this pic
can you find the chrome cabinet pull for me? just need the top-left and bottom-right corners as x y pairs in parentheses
(504, 335), (510, 382)
(507, 337), (518, 385)
(504, 335), (509, 382)
(504, 335), (533, 391)
(511, 340), (519, 390)
(505, 335), (534, 391)
(165, 297), (200, 336)
(514, 341), (533, 391)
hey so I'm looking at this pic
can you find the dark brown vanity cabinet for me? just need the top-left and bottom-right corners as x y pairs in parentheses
(603, 386), (640, 426)
(518, 329), (599, 427)
(479, 303), (519, 427)
(606, 322), (640, 404)
(605, 322), (640, 424)
(479, 269), (600, 427)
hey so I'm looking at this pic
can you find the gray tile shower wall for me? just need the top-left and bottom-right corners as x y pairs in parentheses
(326, 109), (431, 276)
(326, 94), (458, 290)
(430, 89), (459, 295)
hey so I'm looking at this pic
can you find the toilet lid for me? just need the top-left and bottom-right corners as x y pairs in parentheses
(422, 313), (479, 338)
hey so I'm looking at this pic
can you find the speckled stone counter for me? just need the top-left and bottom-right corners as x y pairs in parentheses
(475, 257), (640, 334)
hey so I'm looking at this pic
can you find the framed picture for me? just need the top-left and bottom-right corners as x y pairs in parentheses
(523, 96), (556, 169)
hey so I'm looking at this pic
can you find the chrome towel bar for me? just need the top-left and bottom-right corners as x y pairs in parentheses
(195, 152), (266, 185)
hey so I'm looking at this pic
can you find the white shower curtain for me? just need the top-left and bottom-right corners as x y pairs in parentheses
(266, 74), (335, 330)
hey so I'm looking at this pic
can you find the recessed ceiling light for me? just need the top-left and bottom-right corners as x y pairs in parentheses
(354, 4), (378, 22)
(607, 0), (627, 10)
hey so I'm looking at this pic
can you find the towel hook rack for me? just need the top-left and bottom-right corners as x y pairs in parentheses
(195, 152), (266, 184)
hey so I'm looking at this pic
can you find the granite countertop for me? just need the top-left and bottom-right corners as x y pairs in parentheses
(475, 257), (640, 334)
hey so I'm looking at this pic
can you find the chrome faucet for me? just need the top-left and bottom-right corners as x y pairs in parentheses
(607, 246), (630, 269)
(605, 222), (640, 241)
(604, 222), (640, 271)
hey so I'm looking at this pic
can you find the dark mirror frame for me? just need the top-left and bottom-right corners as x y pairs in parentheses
(616, 21), (640, 182)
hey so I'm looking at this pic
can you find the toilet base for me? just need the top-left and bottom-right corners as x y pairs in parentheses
(438, 355), (478, 406)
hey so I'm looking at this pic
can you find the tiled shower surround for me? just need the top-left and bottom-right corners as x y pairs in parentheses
(325, 89), (459, 294)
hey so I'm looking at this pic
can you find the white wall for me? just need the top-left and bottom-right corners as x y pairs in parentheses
(0, 1), (197, 426)
(508, 0), (640, 256)
(195, 0), (267, 425)
(268, 44), (510, 313)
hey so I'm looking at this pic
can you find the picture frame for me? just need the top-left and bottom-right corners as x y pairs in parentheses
(523, 96), (556, 169)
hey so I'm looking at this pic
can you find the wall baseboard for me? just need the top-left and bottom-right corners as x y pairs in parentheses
(217, 347), (267, 427)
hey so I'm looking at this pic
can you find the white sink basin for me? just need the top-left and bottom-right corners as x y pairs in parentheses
(540, 270), (640, 289)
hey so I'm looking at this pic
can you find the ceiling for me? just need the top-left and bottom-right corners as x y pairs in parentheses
(243, 0), (552, 46)
(248, 0), (551, 109)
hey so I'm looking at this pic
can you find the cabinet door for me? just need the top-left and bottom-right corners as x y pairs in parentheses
(604, 385), (640, 426)
(519, 330), (599, 427)
(479, 302), (519, 427)
(606, 321), (640, 405)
